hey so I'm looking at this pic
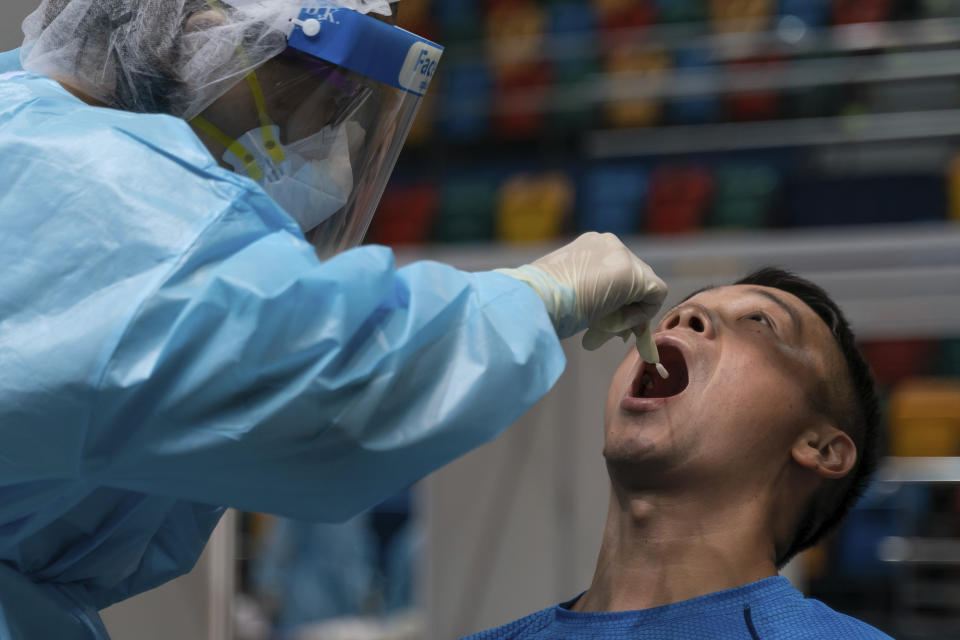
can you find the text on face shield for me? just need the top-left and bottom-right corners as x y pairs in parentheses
(399, 42), (442, 95)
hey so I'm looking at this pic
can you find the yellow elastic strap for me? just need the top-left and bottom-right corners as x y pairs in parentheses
(193, 1), (284, 170)
(245, 72), (287, 165)
(190, 115), (264, 181)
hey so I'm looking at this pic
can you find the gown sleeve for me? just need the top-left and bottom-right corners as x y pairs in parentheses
(88, 206), (566, 521)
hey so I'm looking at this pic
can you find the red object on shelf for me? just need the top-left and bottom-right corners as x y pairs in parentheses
(646, 165), (714, 234)
(725, 56), (782, 121)
(833, 0), (892, 25)
(483, 0), (550, 137)
(861, 339), (939, 389)
(727, 91), (779, 121)
(596, 0), (657, 35)
(483, 0), (522, 12)
(368, 184), (439, 246)
(493, 62), (552, 138)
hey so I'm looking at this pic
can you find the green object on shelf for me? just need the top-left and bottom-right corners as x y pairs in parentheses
(716, 165), (778, 199)
(773, 52), (841, 120)
(549, 57), (600, 131)
(434, 180), (497, 242)
(554, 57), (599, 83)
(658, 0), (707, 23)
(712, 200), (766, 228)
(711, 165), (779, 228)
(937, 339), (960, 376)
(784, 85), (842, 119)
(922, 0), (954, 18)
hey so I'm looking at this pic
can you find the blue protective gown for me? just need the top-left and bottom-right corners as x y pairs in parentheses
(0, 53), (565, 638)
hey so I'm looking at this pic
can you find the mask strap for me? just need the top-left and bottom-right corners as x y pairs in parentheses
(245, 72), (287, 165)
(190, 115), (264, 181)
(192, 0), (285, 168)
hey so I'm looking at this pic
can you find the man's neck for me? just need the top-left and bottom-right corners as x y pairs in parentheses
(572, 486), (779, 613)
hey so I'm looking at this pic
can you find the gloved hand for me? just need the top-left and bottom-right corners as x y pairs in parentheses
(495, 232), (668, 362)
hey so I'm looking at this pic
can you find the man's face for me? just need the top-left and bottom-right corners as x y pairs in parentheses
(603, 284), (840, 491)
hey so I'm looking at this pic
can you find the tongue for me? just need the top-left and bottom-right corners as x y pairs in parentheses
(646, 345), (689, 398)
(648, 370), (683, 397)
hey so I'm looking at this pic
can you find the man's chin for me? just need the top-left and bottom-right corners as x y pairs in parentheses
(602, 436), (657, 462)
(602, 435), (684, 486)
(603, 417), (670, 457)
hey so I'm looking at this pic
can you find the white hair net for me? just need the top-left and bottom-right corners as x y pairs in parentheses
(20, 0), (397, 119)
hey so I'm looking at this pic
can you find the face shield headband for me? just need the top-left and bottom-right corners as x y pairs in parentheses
(192, 2), (442, 258)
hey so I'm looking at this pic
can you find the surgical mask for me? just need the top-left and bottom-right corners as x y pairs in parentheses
(221, 121), (364, 231)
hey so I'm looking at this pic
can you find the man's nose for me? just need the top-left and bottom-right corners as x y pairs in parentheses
(662, 304), (716, 338)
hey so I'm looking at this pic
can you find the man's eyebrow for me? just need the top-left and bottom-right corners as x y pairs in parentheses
(747, 288), (802, 336)
(680, 285), (714, 304)
(665, 285), (714, 315)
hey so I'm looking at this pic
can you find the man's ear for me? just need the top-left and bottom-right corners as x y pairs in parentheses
(791, 426), (857, 480)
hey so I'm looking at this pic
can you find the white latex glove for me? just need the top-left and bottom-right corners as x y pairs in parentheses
(495, 232), (668, 363)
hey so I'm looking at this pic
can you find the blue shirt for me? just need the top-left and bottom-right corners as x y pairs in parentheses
(463, 577), (894, 639)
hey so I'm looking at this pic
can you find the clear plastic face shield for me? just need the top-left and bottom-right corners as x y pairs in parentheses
(191, 2), (442, 258)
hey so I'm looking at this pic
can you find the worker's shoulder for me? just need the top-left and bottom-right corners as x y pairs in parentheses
(0, 72), (245, 187)
(0, 72), (286, 229)
(0, 71), (310, 276)
(0, 49), (22, 74)
(1, 73), (205, 168)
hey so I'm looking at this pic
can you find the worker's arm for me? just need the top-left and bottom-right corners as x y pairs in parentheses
(89, 212), (565, 521)
(0, 75), (563, 523)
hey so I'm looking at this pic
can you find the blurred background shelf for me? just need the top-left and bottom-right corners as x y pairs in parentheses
(878, 457), (960, 483)
(370, 0), (960, 249)
(586, 110), (960, 156)
(441, 15), (960, 64)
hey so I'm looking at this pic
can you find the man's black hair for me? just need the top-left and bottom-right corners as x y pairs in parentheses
(732, 267), (881, 567)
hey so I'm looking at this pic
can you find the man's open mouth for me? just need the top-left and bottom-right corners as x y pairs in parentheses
(632, 344), (689, 399)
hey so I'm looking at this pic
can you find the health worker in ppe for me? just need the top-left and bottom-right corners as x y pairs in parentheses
(0, 1), (668, 638)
